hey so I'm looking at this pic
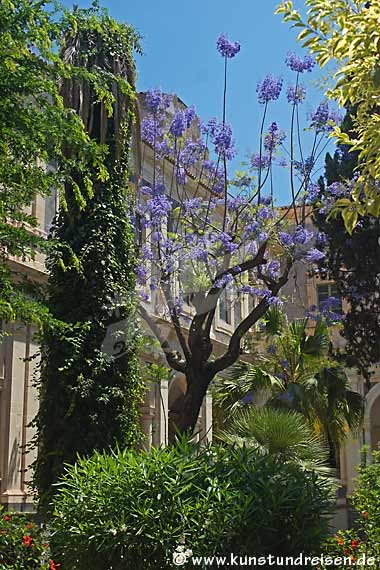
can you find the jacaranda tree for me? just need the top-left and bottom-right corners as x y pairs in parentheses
(33, 4), (144, 511)
(136, 36), (342, 436)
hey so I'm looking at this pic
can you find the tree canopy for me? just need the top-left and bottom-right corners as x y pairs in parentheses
(0, 0), (106, 326)
(276, 0), (380, 231)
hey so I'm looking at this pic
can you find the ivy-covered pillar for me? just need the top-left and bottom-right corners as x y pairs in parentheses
(33, 5), (144, 511)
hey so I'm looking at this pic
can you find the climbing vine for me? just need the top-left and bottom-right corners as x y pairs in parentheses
(33, 3), (145, 511)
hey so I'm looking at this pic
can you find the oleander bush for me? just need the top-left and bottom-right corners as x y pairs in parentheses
(49, 439), (334, 569)
(0, 507), (59, 570)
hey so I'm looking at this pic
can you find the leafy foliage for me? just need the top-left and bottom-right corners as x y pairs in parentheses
(49, 440), (334, 569)
(322, 450), (380, 568)
(215, 309), (363, 464)
(0, 507), (59, 569)
(32, 4), (144, 512)
(0, 0), (107, 326)
(276, 0), (380, 228)
(314, 107), (380, 381)
(218, 407), (332, 474)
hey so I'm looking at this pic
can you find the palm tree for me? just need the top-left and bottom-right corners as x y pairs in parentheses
(214, 307), (364, 467)
(218, 407), (332, 475)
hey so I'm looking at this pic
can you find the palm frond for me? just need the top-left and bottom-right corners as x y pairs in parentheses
(218, 407), (331, 474)
(262, 306), (286, 337)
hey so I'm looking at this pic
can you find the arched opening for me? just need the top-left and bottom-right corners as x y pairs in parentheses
(370, 394), (380, 451)
(364, 381), (380, 454)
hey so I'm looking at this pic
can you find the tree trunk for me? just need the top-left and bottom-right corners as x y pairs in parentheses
(169, 368), (213, 441)
(327, 431), (337, 469)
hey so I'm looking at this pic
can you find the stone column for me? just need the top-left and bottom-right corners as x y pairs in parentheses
(0, 324), (38, 511)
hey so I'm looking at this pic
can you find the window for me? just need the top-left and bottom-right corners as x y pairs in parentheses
(219, 289), (231, 324)
(317, 283), (343, 314)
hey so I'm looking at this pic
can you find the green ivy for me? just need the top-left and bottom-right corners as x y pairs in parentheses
(32, 4), (144, 512)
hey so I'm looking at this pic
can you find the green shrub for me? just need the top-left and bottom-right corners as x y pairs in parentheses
(322, 449), (380, 569)
(0, 507), (58, 570)
(49, 440), (334, 569)
(351, 450), (380, 556)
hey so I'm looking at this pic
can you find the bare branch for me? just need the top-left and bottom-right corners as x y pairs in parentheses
(139, 304), (186, 373)
(209, 255), (293, 374)
(162, 283), (191, 362)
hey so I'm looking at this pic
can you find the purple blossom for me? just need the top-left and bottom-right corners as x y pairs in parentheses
(310, 103), (343, 133)
(264, 122), (286, 152)
(286, 84), (306, 104)
(307, 183), (321, 202)
(251, 153), (271, 169)
(304, 248), (325, 263)
(257, 74), (283, 104)
(285, 52), (315, 73)
(136, 265), (148, 285)
(293, 226), (314, 245)
(141, 117), (163, 145)
(141, 244), (153, 261)
(169, 110), (187, 137)
(265, 260), (281, 279)
(207, 118), (236, 159)
(257, 206), (272, 221)
(183, 198), (202, 214)
(244, 221), (260, 236)
(188, 245), (208, 262)
(202, 160), (226, 193)
(328, 109), (343, 129)
(217, 231), (238, 253)
(145, 88), (171, 113)
(184, 106), (197, 127)
(326, 181), (350, 198)
(279, 231), (293, 246)
(240, 285), (256, 296)
(267, 344), (277, 355)
(151, 231), (163, 243)
(179, 139), (205, 167)
(257, 231), (268, 243)
(294, 156), (314, 177)
(240, 286), (271, 297)
(310, 102), (329, 132)
(266, 295), (283, 307)
(320, 296), (341, 311)
(227, 196), (247, 211)
(145, 192), (172, 220)
(215, 273), (234, 288)
(155, 139), (172, 158)
(176, 165), (186, 185)
(216, 33), (241, 58)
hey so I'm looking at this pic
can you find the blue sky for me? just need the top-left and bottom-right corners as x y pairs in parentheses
(62, 0), (337, 203)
